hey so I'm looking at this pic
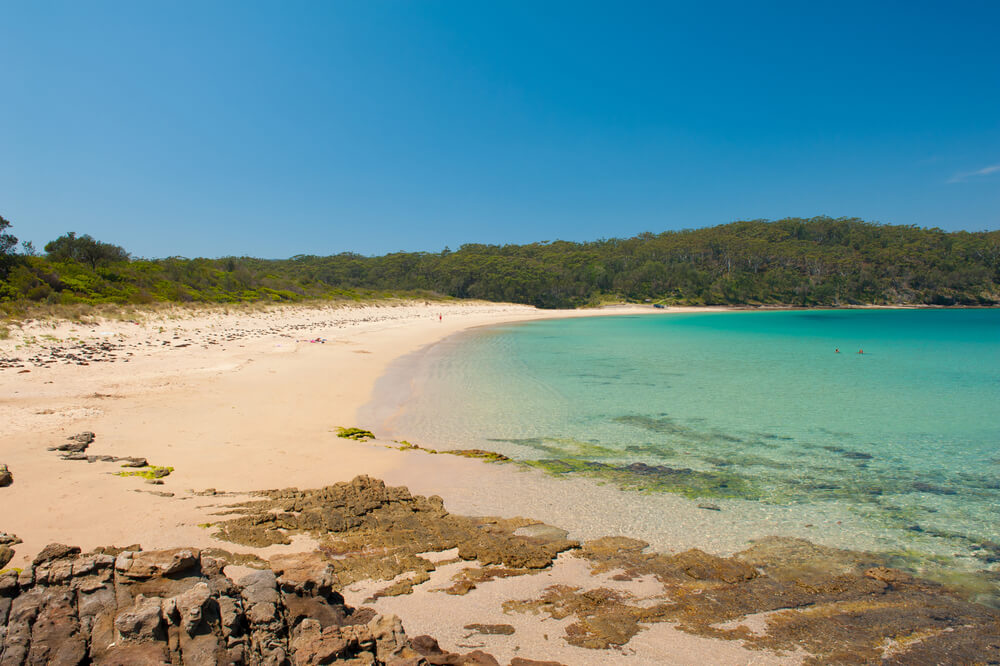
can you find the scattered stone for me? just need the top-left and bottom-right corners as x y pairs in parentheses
(0, 463), (11, 487)
(48, 431), (96, 453)
(697, 502), (721, 511)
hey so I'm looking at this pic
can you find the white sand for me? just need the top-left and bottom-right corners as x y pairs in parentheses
(0, 300), (799, 664)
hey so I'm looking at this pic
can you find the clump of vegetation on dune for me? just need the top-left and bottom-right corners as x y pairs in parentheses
(2, 215), (999, 314)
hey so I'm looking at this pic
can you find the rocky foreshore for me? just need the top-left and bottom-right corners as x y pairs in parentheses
(3, 476), (1000, 664)
(0, 541), (539, 666)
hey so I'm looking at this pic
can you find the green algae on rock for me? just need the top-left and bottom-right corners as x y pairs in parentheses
(335, 426), (375, 441)
(442, 449), (511, 463)
(115, 464), (174, 480)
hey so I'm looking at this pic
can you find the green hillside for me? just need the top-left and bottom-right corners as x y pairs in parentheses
(2, 217), (998, 313)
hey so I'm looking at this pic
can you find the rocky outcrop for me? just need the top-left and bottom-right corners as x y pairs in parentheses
(501, 535), (1000, 662)
(0, 544), (511, 665)
(211, 476), (578, 593)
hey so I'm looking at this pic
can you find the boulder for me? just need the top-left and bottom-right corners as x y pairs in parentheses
(116, 548), (199, 579)
(32, 543), (82, 567)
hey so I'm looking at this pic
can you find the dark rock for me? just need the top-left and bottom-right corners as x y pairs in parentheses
(33, 543), (82, 567)
(842, 451), (874, 460)
(913, 481), (958, 495)
(0, 532), (21, 546)
(0, 463), (11, 487)
(48, 431), (95, 453)
(0, 543), (502, 665)
(409, 634), (445, 655)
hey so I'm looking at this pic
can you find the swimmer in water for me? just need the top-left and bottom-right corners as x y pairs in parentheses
(858, 349), (864, 354)
(835, 348), (840, 353)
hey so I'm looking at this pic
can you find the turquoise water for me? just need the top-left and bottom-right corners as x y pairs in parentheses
(368, 309), (1000, 589)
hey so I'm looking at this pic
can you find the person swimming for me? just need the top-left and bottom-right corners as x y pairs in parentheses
(835, 348), (840, 353)
(858, 348), (864, 354)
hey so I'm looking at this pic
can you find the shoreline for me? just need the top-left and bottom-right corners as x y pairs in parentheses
(0, 300), (672, 565)
(1, 300), (997, 663)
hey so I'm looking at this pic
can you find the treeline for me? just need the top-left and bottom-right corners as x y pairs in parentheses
(2, 216), (999, 310)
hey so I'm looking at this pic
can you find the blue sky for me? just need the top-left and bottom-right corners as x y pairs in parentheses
(2, 1), (998, 258)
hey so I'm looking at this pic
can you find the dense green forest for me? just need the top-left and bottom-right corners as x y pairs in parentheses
(1, 215), (998, 313)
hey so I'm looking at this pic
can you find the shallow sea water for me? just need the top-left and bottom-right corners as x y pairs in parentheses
(363, 309), (1000, 597)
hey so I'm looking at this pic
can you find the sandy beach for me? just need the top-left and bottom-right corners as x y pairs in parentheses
(2, 300), (995, 664)
(0, 301), (774, 663)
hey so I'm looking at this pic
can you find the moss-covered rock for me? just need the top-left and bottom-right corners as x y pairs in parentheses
(336, 426), (375, 441)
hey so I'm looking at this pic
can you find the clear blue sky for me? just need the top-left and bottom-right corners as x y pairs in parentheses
(2, 1), (998, 259)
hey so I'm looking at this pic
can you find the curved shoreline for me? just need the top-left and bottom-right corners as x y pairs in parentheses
(1, 300), (998, 662)
(356, 308), (1000, 608)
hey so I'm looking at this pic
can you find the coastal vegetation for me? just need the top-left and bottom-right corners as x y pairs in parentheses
(2, 215), (998, 313)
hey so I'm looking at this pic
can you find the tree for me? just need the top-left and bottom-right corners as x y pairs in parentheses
(0, 215), (17, 257)
(44, 232), (130, 268)
(0, 214), (18, 277)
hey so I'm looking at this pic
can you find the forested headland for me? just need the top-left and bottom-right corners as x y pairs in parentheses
(2, 215), (998, 315)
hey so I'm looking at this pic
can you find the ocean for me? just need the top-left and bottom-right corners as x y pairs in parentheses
(363, 308), (1000, 600)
